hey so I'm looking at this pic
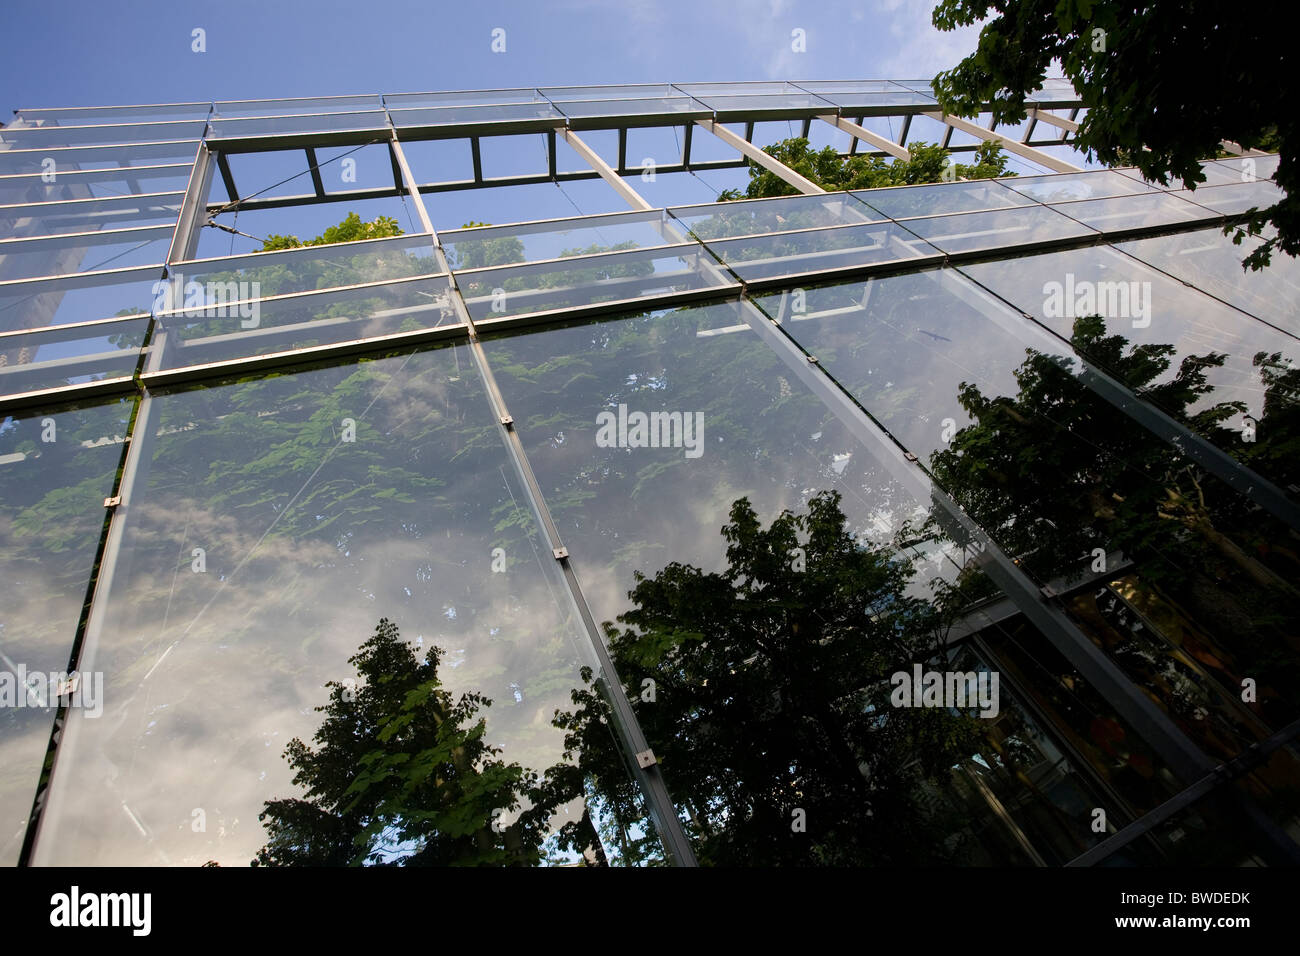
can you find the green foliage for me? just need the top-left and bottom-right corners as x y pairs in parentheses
(253, 618), (558, 866)
(546, 491), (987, 865)
(260, 212), (404, 251)
(719, 137), (1015, 201)
(929, 0), (1295, 270)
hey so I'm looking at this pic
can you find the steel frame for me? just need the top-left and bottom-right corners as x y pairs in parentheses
(6, 79), (1299, 869)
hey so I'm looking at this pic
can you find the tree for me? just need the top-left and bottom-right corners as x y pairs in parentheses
(259, 212), (404, 252)
(542, 491), (990, 866)
(253, 618), (581, 866)
(719, 137), (1015, 201)
(928, 315), (1300, 731)
(930, 0), (1295, 270)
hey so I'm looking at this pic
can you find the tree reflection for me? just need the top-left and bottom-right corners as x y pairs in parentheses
(252, 617), (595, 867)
(255, 492), (991, 866)
(929, 314), (1300, 727)
(545, 492), (992, 866)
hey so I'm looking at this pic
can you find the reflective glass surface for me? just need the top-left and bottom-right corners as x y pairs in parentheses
(0, 142), (200, 178)
(33, 345), (646, 866)
(897, 205), (1095, 254)
(0, 121), (206, 149)
(754, 269), (1300, 752)
(701, 222), (939, 281)
(0, 270), (160, 333)
(389, 103), (564, 128)
(0, 164), (194, 205)
(0, 316), (147, 398)
(669, 194), (882, 239)
(854, 179), (1035, 219)
(0, 226), (173, 282)
(1, 399), (132, 865)
(1048, 192), (1216, 232)
(443, 212), (680, 270)
(459, 244), (731, 323)
(1005, 170), (1160, 203)
(174, 234), (440, 301)
(207, 112), (389, 139)
(1170, 180), (1285, 215)
(155, 277), (459, 371)
(0, 192), (183, 239)
(960, 244), (1300, 497)
(1115, 228), (1300, 336)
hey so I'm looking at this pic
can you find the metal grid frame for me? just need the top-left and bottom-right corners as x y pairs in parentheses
(3, 80), (1296, 869)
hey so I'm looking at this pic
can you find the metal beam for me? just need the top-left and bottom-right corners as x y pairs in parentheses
(694, 119), (825, 195)
(1029, 107), (1079, 134)
(922, 111), (1083, 173)
(304, 146), (326, 199)
(558, 126), (652, 211)
(738, 291), (1214, 786)
(819, 115), (911, 161)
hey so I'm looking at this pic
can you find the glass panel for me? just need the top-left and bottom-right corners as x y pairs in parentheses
(481, 299), (1024, 863)
(156, 276), (459, 371)
(15, 103), (212, 124)
(32, 345), (647, 866)
(443, 211), (678, 270)
(1170, 180), (1285, 215)
(0, 399), (131, 865)
(389, 103), (564, 128)
(1025, 79), (1082, 103)
(212, 96), (383, 117)
(0, 226), (173, 282)
(854, 179), (1034, 219)
(960, 244), (1300, 498)
(0, 163), (194, 205)
(1114, 228), (1300, 336)
(0, 192), (182, 239)
(1004, 170), (1159, 203)
(458, 244), (731, 323)
(541, 84), (679, 100)
(173, 234), (440, 300)
(676, 82), (811, 96)
(1211, 154), (1279, 182)
(1047, 192), (1215, 232)
(0, 142), (200, 177)
(385, 90), (548, 109)
(206, 112), (389, 139)
(897, 205), (1095, 254)
(752, 268), (1300, 743)
(552, 98), (707, 119)
(941, 641), (1152, 865)
(795, 82), (936, 110)
(0, 270), (159, 333)
(0, 121), (205, 149)
(683, 93), (835, 113)
(701, 222), (938, 281)
(0, 316), (146, 397)
(668, 194), (883, 239)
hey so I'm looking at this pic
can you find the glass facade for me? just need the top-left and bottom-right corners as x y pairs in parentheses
(4, 81), (1299, 868)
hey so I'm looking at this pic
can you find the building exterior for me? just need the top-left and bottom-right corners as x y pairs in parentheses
(1, 82), (1297, 867)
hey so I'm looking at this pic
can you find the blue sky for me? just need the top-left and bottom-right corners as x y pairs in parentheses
(0, 0), (983, 111)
